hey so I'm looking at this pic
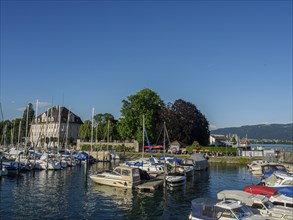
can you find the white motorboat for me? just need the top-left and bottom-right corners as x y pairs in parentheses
(189, 198), (271, 220)
(261, 164), (289, 178)
(249, 163), (290, 177)
(248, 161), (270, 175)
(181, 165), (194, 177)
(248, 160), (270, 170)
(165, 158), (194, 177)
(244, 185), (293, 208)
(261, 171), (293, 197)
(166, 174), (186, 187)
(187, 153), (208, 171)
(89, 166), (141, 189)
(217, 190), (293, 219)
(269, 193), (293, 208)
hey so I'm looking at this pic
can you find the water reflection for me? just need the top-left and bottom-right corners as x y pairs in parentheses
(89, 161), (120, 174)
(208, 163), (261, 197)
(2, 167), (89, 219)
(91, 184), (134, 209)
(0, 162), (262, 219)
(186, 170), (211, 197)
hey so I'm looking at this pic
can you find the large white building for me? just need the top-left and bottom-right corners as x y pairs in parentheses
(29, 106), (83, 149)
(209, 134), (229, 146)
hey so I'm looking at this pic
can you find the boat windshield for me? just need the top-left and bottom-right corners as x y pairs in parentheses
(231, 205), (253, 219)
(275, 165), (287, 172)
(283, 180), (293, 185)
(263, 200), (274, 209)
(122, 169), (131, 176)
(133, 169), (140, 177)
(114, 168), (121, 175)
(265, 175), (278, 186)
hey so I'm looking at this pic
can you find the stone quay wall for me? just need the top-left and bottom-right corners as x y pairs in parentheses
(277, 151), (293, 164)
(76, 139), (139, 152)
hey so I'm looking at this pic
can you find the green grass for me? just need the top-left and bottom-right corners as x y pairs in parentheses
(195, 146), (237, 154)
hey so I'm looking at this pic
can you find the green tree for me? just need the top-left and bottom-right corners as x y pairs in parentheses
(0, 118), (22, 146)
(230, 136), (237, 145)
(0, 120), (11, 146)
(79, 120), (91, 142)
(118, 88), (164, 145)
(159, 99), (210, 146)
(186, 141), (201, 153)
(11, 118), (22, 145)
(94, 113), (120, 141)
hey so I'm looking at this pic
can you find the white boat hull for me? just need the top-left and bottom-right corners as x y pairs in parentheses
(90, 175), (136, 188)
(37, 160), (62, 170)
(166, 175), (186, 187)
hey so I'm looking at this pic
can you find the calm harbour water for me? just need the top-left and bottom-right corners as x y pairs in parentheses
(250, 144), (293, 151)
(1, 162), (261, 220)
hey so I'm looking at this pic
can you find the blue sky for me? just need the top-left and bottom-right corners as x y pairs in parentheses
(1, 0), (292, 129)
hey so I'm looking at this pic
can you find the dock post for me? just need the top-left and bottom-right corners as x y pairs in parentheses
(0, 153), (2, 178)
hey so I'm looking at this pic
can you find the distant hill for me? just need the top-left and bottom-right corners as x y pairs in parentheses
(211, 123), (293, 141)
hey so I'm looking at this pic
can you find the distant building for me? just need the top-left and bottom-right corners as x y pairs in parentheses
(29, 106), (83, 148)
(239, 138), (251, 150)
(168, 140), (186, 153)
(209, 134), (229, 146)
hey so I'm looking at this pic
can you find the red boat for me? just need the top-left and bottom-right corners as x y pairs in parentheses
(244, 185), (277, 198)
(244, 185), (293, 208)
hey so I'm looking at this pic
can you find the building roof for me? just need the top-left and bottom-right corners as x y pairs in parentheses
(210, 134), (228, 141)
(35, 106), (83, 124)
(170, 140), (186, 148)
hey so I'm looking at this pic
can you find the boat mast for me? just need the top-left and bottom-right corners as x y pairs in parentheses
(48, 107), (53, 149)
(107, 119), (110, 151)
(17, 120), (22, 150)
(142, 115), (145, 159)
(24, 104), (29, 153)
(95, 123), (98, 144)
(35, 99), (38, 149)
(11, 120), (15, 147)
(57, 105), (61, 153)
(44, 108), (49, 151)
(65, 107), (71, 150)
(90, 107), (94, 153)
(163, 122), (167, 187)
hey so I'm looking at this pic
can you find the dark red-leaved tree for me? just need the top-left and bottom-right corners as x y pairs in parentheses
(158, 99), (210, 146)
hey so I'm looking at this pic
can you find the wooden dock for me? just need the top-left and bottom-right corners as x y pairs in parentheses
(136, 176), (165, 192)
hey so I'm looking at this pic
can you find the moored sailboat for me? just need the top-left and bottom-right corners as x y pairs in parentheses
(122, 115), (164, 177)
